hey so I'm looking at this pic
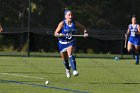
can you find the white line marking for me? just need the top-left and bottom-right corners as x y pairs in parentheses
(1, 73), (44, 80)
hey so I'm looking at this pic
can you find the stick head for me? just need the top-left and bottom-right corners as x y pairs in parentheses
(84, 33), (88, 37)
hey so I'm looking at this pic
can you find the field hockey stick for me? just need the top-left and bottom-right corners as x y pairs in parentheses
(46, 31), (84, 37)
(65, 34), (85, 37)
(65, 33), (89, 37)
(54, 33), (86, 37)
(124, 36), (127, 48)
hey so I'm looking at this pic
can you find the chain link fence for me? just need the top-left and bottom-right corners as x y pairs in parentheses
(0, 28), (127, 58)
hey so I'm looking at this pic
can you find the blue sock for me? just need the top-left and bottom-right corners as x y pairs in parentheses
(63, 60), (70, 70)
(135, 54), (139, 64)
(69, 55), (76, 70)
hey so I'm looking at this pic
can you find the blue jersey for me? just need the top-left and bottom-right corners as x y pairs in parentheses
(129, 24), (139, 37)
(58, 20), (76, 42)
(128, 24), (140, 46)
(58, 20), (76, 53)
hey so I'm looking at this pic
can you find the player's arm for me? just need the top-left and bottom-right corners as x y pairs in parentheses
(136, 25), (140, 35)
(0, 24), (3, 32)
(54, 21), (65, 37)
(75, 21), (88, 37)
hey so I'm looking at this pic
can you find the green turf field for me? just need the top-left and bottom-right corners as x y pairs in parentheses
(0, 56), (140, 93)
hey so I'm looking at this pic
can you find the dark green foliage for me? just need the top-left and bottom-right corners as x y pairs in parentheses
(0, 0), (140, 28)
(0, 0), (139, 53)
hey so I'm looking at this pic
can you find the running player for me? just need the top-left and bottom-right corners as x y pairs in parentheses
(125, 15), (140, 65)
(54, 10), (88, 78)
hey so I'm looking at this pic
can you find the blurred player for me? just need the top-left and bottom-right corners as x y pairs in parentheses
(0, 23), (2, 32)
(54, 10), (88, 78)
(125, 15), (140, 65)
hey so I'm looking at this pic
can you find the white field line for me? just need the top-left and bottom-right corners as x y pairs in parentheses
(1, 73), (44, 80)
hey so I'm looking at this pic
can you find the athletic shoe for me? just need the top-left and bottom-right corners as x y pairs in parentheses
(73, 70), (79, 76)
(66, 69), (71, 78)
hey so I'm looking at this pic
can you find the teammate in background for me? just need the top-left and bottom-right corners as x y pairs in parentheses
(0, 23), (2, 32)
(125, 15), (140, 65)
(54, 10), (88, 78)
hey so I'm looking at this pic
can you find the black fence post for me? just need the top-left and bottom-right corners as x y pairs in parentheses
(27, 0), (31, 57)
(120, 30), (124, 59)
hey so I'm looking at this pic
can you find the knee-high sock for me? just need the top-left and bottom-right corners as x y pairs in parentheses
(63, 60), (70, 70)
(135, 54), (139, 63)
(69, 55), (76, 70)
